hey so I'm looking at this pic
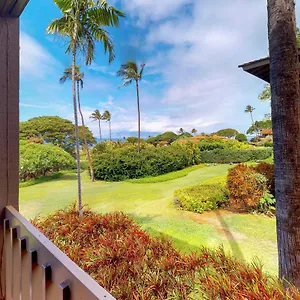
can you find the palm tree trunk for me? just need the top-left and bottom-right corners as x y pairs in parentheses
(72, 44), (83, 218)
(250, 112), (258, 137)
(136, 80), (141, 153)
(76, 82), (95, 182)
(109, 120), (112, 141)
(268, 0), (300, 287)
(98, 120), (102, 142)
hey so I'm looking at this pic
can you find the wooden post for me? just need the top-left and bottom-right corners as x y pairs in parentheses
(0, 16), (20, 300)
(0, 17), (20, 214)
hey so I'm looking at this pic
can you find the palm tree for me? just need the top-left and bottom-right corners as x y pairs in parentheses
(90, 110), (103, 142)
(178, 128), (185, 135)
(117, 61), (145, 152)
(268, 0), (300, 286)
(191, 128), (197, 136)
(60, 66), (95, 182)
(47, 0), (124, 217)
(102, 110), (112, 141)
(244, 105), (258, 136)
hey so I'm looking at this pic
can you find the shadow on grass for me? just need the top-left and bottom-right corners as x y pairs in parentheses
(131, 214), (204, 253)
(214, 210), (245, 261)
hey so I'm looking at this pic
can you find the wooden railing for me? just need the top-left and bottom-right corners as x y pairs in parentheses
(3, 205), (115, 300)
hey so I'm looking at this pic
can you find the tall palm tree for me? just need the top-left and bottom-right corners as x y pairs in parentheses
(244, 105), (258, 136)
(268, 0), (300, 286)
(102, 110), (112, 141)
(47, 0), (124, 217)
(90, 110), (103, 142)
(117, 61), (145, 152)
(191, 128), (197, 136)
(60, 66), (95, 182)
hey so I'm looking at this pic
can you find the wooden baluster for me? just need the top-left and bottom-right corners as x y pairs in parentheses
(12, 227), (21, 300)
(4, 219), (12, 300)
(20, 238), (30, 300)
(31, 250), (45, 300)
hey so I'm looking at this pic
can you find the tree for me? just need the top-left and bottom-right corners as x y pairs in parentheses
(178, 128), (185, 135)
(259, 28), (300, 103)
(102, 110), (112, 140)
(117, 61), (146, 153)
(157, 132), (178, 144)
(244, 105), (259, 136)
(215, 128), (238, 138)
(47, 0), (124, 216)
(191, 128), (197, 136)
(235, 133), (247, 143)
(90, 110), (103, 142)
(246, 120), (272, 135)
(60, 66), (95, 181)
(268, 0), (300, 287)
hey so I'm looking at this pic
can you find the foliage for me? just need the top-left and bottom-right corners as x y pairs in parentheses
(259, 84), (272, 102)
(255, 162), (275, 196)
(157, 131), (179, 143)
(254, 192), (276, 215)
(174, 176), (229, 214)
(227, 164), (267, 210)
(197, 136), (251, 151)
(20, 116), (96, 155)
(20, 142), (75, 180)
(179, 132), (193, 139)
(19, 172), (63, 188)
(93, 143), (201, 181)
(215, 128), (238, 138)
(127, 165), (203, 183)
(33, 206), (298, 299)
(264, 141), (274, 147)
(126, 136), (139, 143)
(247, 120), (272, 135)
(200, 148), (273, 164)
(235, 133), (248, 142)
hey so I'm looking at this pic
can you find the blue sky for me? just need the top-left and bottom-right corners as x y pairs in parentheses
(20, 0), (299, 138)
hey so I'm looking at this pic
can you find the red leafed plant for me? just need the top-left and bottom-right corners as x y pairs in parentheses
(32, 205), (298, 299)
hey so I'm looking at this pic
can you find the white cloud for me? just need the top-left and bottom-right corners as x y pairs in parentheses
(88, 63), (116, 76)
(20, 32), (61, 78)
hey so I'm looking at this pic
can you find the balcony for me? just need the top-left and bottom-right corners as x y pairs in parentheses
(3, 205), (115, 300)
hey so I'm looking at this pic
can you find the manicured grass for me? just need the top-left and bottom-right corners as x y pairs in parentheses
(19, 164), (278, 275)
(126, 165), (204, 183)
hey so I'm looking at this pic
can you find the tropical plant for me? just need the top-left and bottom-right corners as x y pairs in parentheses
(102, 110), (112, 140)
(117, 61), (146, 152)
(60, 66), (95, 181)
(90, 109), (103, 142)
(235, 133), (247, 143)
(268, 0), (300, 286)
(191, 128), (197, 136)
(47, 0), (124, 216)
(178, 128), (185, 135)
(244, 105), (258, 136)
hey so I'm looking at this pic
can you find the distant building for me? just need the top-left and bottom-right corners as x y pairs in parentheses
(260, 129), (273, 138)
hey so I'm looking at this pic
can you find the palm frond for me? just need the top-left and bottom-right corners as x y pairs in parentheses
(119, 79), (133, 88)
(139, 63), (146, 80)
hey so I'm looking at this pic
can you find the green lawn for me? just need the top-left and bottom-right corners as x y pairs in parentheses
(20, 164), (278, 275)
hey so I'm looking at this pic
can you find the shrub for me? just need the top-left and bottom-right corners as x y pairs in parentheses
(33, 206), (298, 299)
(200, 148), (273, 164)
(254, 192), (276, 215)
(235, 133), (248, 142)
(20, 142), (75, 180)
(197, 137), (251, 151)
(227, 164), (267, 210)
(93, 143), (200, 181)
(174, 176), (229, 214)
(254, 162), (275, 196)
(264, 141), (274, 147)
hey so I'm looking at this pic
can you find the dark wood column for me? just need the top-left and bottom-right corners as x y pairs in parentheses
(0, 17), (20, 213)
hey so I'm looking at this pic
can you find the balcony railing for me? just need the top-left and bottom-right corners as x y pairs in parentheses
(3, 205), (115, 300)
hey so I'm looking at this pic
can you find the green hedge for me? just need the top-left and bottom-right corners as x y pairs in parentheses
(93, 144), (200, 181)
(200, 148), (273, 164)
(174, 176), (229, 214)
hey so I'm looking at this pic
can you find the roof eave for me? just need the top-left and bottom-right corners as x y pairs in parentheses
(0, 0), (29, 17)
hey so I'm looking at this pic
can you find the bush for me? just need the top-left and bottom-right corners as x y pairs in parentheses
(254, 162), (275, 196)
(200, 148), (273, 164)
(264, 141), (273, 147)
(235, 133), (248, 142)
(227, 164), (267, 210)
(254, 192), (276, 215)
(20, 142), (75, 180)
(33, 205), (298, 299)
(174, 176), (229, 214)
(197, 137), (251, 151)
(93, 143), (201, 181)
